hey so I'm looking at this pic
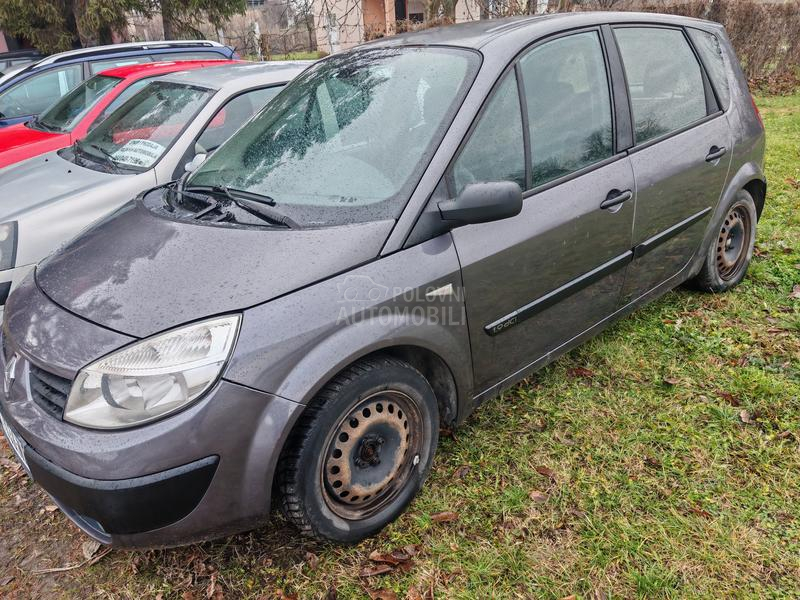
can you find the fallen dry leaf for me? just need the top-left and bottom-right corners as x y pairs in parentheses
(360, 564), (395, 578)
(786, 177), (800, 188)
(688, 506), (713, 519)
(717, 391), (741, 407)
(44, 504), (58, 513)
(453, 465), (471, 479)
(0, 576), (14, 587)
(555, 431), (576, 446)
(305, 551), (319, 570)
(663, 377), (680, 386)
(740, 409), (756, 425)
(531, 418), (548, 432)
(81, 540), (102, 561)
(535, 465), (555, 479)
(430, 511), (459, 523)
(529, 490), (548, 503)
(567, 366), (595, 379)
(643, 456), (661, 469)
(560, 595), (577, 600)
(790, 285), (800, 300)
(406, 587), (424, 600)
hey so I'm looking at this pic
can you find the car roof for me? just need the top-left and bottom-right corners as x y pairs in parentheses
(155, 61), (315, 90)
(364, 11), (722, 51)
(34, 40), (227, 67)
(99, 59), (239, 79)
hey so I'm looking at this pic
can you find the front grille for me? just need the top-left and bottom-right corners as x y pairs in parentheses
(29, 365), (71, 419)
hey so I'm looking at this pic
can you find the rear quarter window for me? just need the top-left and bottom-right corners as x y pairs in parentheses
(688, 28), (731, 110)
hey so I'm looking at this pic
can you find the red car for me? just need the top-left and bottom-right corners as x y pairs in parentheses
(0, 59), (237, 170)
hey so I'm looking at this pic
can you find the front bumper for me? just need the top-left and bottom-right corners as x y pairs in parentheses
(1, 277), (304, 548)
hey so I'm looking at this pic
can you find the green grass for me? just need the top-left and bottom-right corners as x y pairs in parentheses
(1, 94), (798, 599)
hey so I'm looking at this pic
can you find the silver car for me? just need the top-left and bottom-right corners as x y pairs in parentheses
(0, 61), (310, 314)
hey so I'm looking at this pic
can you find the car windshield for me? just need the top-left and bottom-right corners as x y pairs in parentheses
(186, 47), (478, 227)
(76, 80), (213, 172)
(33, 74), (121, 133)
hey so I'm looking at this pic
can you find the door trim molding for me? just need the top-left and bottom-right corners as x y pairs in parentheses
(633, 206), (712, 258)
(483, 205), (712, 337)
(484, 250), (633, 336)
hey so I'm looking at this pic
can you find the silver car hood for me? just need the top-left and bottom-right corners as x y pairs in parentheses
(0, 152), (118, 220)
(36, 196), (395, 338)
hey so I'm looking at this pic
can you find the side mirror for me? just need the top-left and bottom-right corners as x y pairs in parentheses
(184, 153), (207, 173)
(438, 181), (523, 227)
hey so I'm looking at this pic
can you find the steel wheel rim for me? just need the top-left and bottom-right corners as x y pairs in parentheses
(321, 390), (423, 520)
(716, 204), (752, 281)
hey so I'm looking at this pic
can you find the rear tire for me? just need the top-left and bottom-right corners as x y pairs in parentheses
(691, 189), (757, 293)
(277, 356), (439, 543)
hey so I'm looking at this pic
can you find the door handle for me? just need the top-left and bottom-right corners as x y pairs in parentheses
(705, 146), (728, 162)
(600, 189), (633, 210)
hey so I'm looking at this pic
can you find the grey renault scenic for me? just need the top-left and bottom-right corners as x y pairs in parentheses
(0, 12), (766, 547)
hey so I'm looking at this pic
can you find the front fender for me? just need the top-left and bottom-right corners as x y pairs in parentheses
(224, 234), (474, 418)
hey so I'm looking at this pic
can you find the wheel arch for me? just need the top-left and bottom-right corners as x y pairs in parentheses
(687, 160), (766, 278)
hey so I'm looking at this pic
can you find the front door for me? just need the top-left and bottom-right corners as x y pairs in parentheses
(450, 30), (636, 393)
(611, 26), (733, 302)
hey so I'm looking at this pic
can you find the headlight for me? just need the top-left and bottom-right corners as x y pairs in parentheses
(0, 221), (18, 271)
(65, 315), (241, 429)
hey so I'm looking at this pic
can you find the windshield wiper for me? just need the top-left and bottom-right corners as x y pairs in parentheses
(29, 116), (53, 132)
(186, 185), (299, 229)
(84, 142), (125, 174)
(209, 185), (277, 206)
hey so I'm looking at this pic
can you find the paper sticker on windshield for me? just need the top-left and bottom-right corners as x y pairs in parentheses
(112, 139), (165, 167)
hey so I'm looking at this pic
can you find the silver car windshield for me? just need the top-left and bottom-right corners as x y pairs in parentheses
(77, 80), (213, 172)
(186, 47), (478, 226)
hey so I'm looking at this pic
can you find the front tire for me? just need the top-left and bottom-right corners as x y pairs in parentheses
(277, 356), (439, 543)
(691, 189), (757, 292)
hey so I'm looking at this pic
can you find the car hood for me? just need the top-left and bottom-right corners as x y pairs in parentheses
(0, 126), (69, 169)
(0, 151), (117, 220)
(36, 198), (395, 338)
(0, 122), (62, 150)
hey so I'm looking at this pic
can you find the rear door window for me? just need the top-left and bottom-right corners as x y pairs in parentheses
(614, 27), (708, 144)
(688, 28), (731, 110)
(519, 31), (614, 187)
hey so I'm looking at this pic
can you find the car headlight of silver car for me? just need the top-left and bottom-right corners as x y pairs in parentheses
(64, 315), (241, 429)
(0, 221), (18, 271)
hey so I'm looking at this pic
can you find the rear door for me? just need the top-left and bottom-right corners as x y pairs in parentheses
(611, 25), (733, 303)
(452, 29), (636, 393)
